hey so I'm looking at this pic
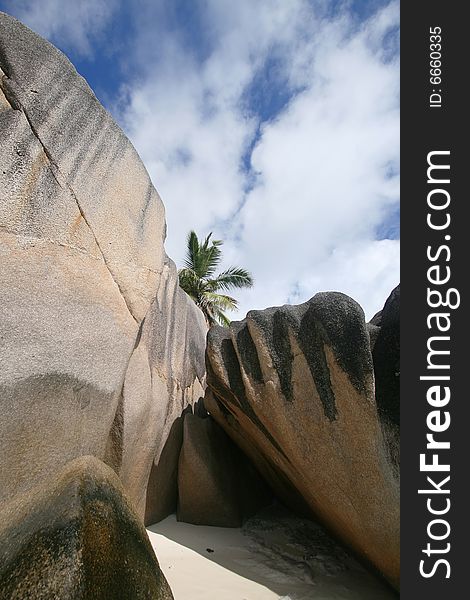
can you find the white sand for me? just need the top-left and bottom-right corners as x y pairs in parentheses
(147, 511), (396, 600)
(148, 517), (279, 599)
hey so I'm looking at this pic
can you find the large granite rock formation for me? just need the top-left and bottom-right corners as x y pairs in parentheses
(0, 456), (173, 600)
(0, 12), (206, 523)
(204, 292), (400, 588)
(177, 411), (271, 527)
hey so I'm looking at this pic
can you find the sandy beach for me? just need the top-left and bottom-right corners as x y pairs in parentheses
(147, 508), (396, 600)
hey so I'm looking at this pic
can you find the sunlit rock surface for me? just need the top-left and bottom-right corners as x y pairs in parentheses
(0, 11), (206, 524)
(205, 292), (400, 587)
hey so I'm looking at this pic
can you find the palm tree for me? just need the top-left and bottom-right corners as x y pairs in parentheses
(178, 231), (253, 326)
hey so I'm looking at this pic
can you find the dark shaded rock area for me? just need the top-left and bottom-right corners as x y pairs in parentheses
(177, 410), (271, 527)
(0, 456), (173, 600)
(371, 284), (400, 428)
(145, 407), (191, 527)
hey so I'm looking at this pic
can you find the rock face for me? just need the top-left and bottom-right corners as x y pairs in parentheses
(371, 285), (400, 426)
(205, 292), (400, 588)
(0, 12), (206, 523)
(177, 410), (271, 527)
(370, 285), (400, 468)
(0, 456), (173, 600)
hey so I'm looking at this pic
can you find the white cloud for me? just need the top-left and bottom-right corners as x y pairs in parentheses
(4, 0), (118, 57)
(233, 239), (400, 320)
(230, 3), (400, 319)
(7, 0), (399, 320)
(119, 0), (399, 321)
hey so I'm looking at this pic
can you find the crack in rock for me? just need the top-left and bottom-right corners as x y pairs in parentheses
(0, 72), (139, 324)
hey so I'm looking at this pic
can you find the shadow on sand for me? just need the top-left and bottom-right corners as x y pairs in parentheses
(147, 508), (397, 600)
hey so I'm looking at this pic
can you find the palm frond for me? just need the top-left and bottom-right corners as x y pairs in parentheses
(210, 267), (254, 291)
(200, 234), (223, 278)
(178, 267), (202, 301)
(204, 292), (238, 311)
(184, 231), (223, 278)
(183, 231), (199, 271)
(212, 307), (232, 327)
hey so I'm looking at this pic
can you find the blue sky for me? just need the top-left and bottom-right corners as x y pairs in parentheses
(0, 0), (399, 319)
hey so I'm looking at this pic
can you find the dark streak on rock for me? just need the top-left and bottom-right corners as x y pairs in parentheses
(104, 393), (124, 473)
(297, 307), (338, 421)
(207, 329), (289, 459)
(209, 293), (374, 425)
(372, 285), (400, 427)
(307, 293), (373, 397)
(138, 184), (154, 235)
(0, 69), (139, 324)
(233, 323), (264, 385)
(270, 310), (295, 401)
(247, 307), (297, 402)
(220, 337), (249, 409)
(0, 37), (14, 79)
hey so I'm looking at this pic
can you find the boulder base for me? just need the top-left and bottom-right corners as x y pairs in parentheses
(0, 456), (173, 600)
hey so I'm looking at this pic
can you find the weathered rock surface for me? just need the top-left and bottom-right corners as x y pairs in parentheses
(370, 285), (400, 468)
(243, 504), (397, 598)
(205, 292), (400, 588)
(371, 285), (400, 427)
(0, 12), (206, 522)
(0, 456), (173, 599)
(177, 410), (271, 527)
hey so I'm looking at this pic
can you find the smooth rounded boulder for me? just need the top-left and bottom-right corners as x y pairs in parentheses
(0, 456), (173, 600)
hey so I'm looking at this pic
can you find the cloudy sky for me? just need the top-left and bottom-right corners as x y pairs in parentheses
(1, 0), (399, 320)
